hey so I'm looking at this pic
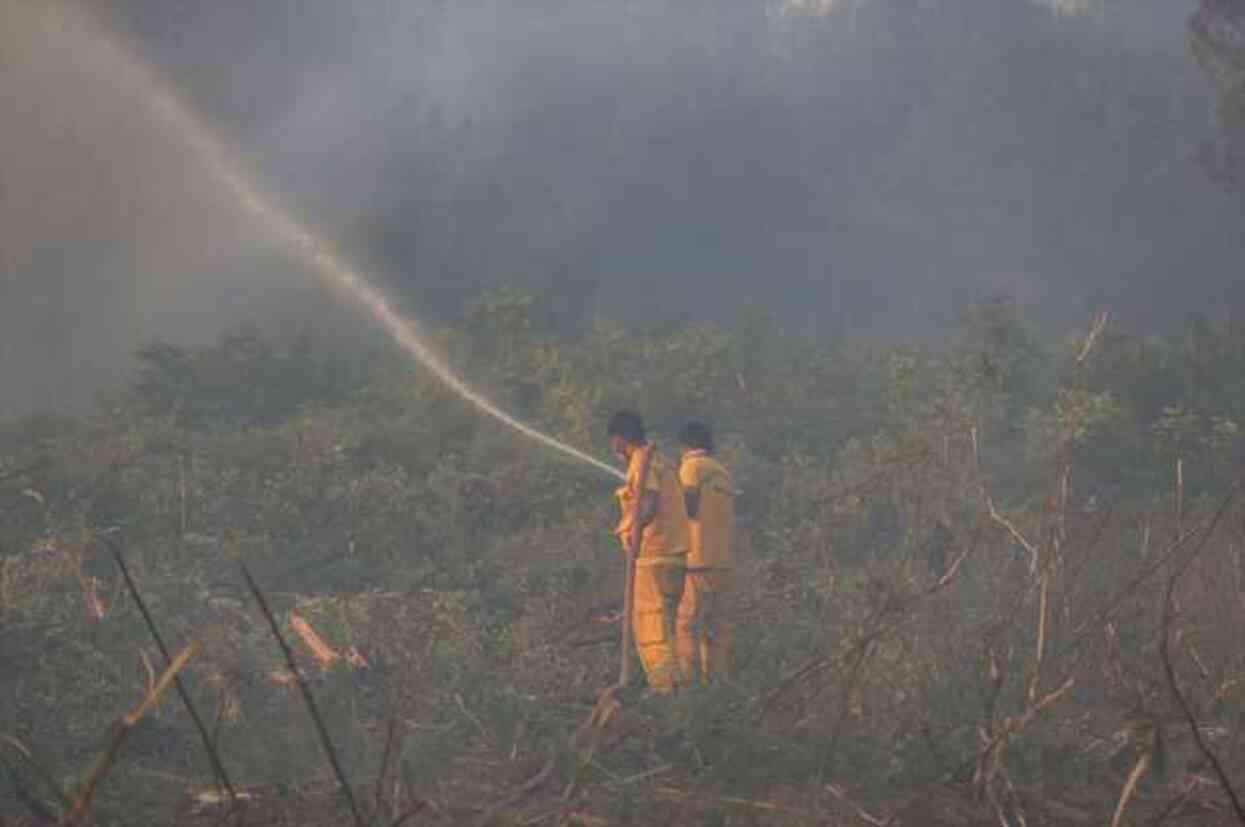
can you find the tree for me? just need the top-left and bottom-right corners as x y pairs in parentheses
(1190, 0), (1245, 187)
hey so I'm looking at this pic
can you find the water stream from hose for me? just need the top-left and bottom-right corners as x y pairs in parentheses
(63, 4), (624, 481)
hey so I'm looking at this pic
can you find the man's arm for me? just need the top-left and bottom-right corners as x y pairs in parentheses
(620, 447), (656, 555)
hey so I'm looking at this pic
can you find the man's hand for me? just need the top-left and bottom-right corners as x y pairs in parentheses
(613, 524), (633, 554)
(624, 492), (657, 559)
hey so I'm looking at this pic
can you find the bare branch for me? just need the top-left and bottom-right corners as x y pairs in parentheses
(1059, 486), (1239, 660)
(64, 642), (199, 825)
(1075, 310), (1110, 366)
(1160, 562), (1245, 823)
(1110, 750), (1151, 827)
(105, 539), (238, 810)
(240, 562), (366, 827)
(973, 676), (1075, 792)
(985, 496), (1039, 573)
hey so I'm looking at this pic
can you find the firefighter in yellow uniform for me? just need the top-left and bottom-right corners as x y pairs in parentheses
(675, 421), (735, 685)
(608, 410), (689, 693)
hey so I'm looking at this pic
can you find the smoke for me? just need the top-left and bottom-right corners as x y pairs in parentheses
(4, 0), (1243, 415)
(0, 1), (329, 416)
(120, 0), (1237, 332)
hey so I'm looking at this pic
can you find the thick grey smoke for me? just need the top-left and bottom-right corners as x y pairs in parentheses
(105, 0), (1243, 329)
(3, 0), (1239, 414)
(0, 2), (314, 414)
(0, 1), (344, 415)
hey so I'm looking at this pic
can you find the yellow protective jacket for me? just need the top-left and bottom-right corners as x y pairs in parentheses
(678, 450), (734, 569)
(614, 445), (690, 560)
(613, 444), (690, 691)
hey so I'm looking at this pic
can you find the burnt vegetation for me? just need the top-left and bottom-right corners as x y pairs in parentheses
(4, 293), (1245, 826)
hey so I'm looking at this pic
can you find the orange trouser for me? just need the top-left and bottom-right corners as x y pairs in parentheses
(676, 568), (734, 685)
(632, 558), (686, 692)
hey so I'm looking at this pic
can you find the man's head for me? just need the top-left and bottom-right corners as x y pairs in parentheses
(607, 409), (646, 459)
(679, 421), (714, 454)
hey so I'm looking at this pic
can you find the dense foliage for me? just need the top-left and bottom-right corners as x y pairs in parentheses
(3, 292), (1245, 825)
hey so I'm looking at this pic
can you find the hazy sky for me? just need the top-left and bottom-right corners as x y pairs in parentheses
(2, 0), (1239, 414)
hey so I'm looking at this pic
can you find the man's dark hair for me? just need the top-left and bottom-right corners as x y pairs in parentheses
(607, 409), (646, 444)
(679, 421), (714, 452)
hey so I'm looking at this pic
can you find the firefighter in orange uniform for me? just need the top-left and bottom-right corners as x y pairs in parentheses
(675, 421), (736, 684)
(608, 410), (689, 693)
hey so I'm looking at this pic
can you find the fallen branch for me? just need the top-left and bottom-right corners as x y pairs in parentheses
(289, 611), (343, 668)
(106, 539), (238, 809)
(63, 642), (199, 825)
(240, 562), (366, 827)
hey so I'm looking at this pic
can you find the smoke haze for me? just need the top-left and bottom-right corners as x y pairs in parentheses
(3, 0), (1241, 414)
(1, 1), (338, 414)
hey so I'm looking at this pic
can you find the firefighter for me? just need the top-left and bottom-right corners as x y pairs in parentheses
(675, 421), (735, 684)
(608, 410), (690, 693)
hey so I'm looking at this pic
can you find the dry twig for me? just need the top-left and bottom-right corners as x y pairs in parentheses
(63, 642), (199, 825)
(759, 531), (977, 724)
(240, 562), (366, 827)
(1058, 486), (1240, 661)
(1075, 310), (1110, 366)
(1110, 748), (1152, 827)
(824, 782), (891, 826)
(289, 611), (343, 668)
(106, 540), (238, 809)
(985, 496), (1039, 573)
(1160, 560), (1245, 824)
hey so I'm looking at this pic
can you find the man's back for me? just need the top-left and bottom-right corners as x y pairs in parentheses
(618, 446), (690, 558)
(679, 451), (734, 569)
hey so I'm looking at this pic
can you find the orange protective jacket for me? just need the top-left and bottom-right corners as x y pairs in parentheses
(614, 445), (690, 560)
